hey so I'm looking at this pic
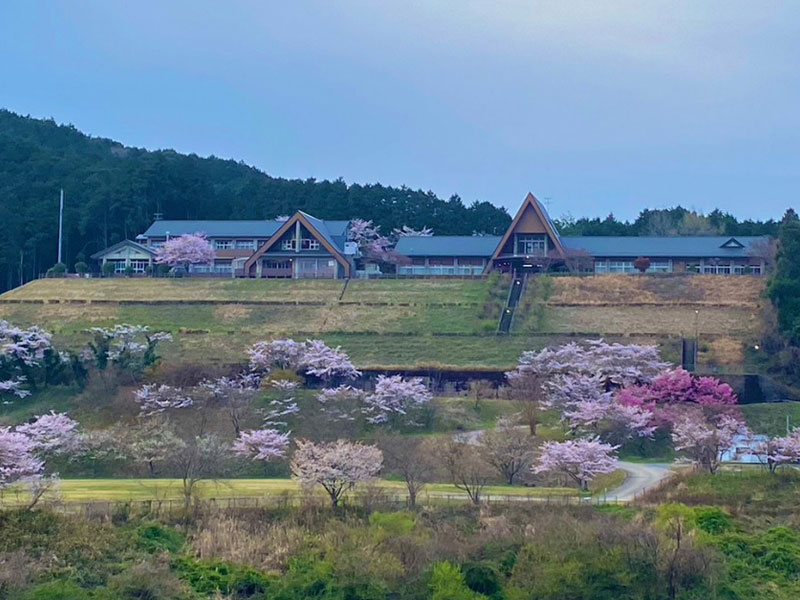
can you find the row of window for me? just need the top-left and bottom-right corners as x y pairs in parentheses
(281, 238), (321, 251)
(213, 240), (263, 250)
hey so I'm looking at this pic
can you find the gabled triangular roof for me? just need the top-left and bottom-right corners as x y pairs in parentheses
(91, 239), (156, 260)
(720, 237), (745, 249)
(488, 192), (566, 264)
(243, 211), (351, 276)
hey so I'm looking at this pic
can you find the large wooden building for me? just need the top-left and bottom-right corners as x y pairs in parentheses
(92, 194), (769, 278)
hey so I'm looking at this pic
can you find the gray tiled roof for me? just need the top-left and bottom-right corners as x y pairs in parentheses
(395, 236), (502, 257)
(299, 212), (350, 251)
(142, 220), (283, 238)
(91, 239), (156, 259)
(561, 236), (768, 258)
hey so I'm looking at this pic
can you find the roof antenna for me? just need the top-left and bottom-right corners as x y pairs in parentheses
(544, 197), (552, 212)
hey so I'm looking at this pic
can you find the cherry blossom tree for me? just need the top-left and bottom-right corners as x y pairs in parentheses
(128, 424), (184, 477)
(0, 427), (43, 489)
(247, 339), (306, 372)
(349, 219), (390, 252)
(300, 340), (360, 382)
(84, 324), (172, 373)
(511, 339), (669, 392)
(233, 428), (290, 463)
(134, 384), (193, 416)
(1, 320), (59, 395)
(756, 430), (800, 473)
(533, 438), (619, 490)
(261, 379), (300, 429)
(548, 375), (655, 442)
(200, 375), (259, 435)
(507, 339), (668, 435)
(671, 412), (748, 474)
(15, 412), (81, 455)
(618, 368), (738, 427)
(290, 439), (383, 507)
(154, 233), (216, 271)
(1, 412), (81, 507)
(363, 375), (431, 426)
(247, 338), (359, 382)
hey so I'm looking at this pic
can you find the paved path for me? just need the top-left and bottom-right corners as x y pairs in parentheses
(602, 461), (672, 502)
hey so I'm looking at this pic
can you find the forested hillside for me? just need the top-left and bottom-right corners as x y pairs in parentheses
(0, 110), (511, 291)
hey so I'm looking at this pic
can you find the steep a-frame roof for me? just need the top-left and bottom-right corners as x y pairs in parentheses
(488, 192), (567, 263)
(242, 211), (351, 276)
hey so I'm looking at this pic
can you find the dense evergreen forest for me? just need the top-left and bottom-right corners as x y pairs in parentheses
(0, 109), (786, 292)
(0, 110), (510, 291)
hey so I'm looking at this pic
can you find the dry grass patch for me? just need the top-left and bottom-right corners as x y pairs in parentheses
(544, 305), (761, 336)
(213, 304), (252, 323)
(192, 513), (307, 572)
(344, 279), (489, 304)
(703, 337), (746, 366)
(548, 274), (764, 307)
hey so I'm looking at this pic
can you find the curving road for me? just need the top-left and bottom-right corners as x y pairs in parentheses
(605, 461), (672, 502)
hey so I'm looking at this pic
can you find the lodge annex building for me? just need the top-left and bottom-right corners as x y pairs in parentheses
(92, 194), (769, 278)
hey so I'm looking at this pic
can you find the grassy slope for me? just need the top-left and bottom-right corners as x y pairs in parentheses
(0, 275), (758, 369)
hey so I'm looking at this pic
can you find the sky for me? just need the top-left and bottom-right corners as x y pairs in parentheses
(1, 1), (798, 221)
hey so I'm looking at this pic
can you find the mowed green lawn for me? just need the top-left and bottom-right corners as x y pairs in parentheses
(0, 478), (585, 505)
(0, 278), (492, 305)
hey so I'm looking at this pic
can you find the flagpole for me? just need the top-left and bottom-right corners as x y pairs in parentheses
(58, 188), (64, 264)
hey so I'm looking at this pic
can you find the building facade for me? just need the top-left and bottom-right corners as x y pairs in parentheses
(91, 194), (769, 279)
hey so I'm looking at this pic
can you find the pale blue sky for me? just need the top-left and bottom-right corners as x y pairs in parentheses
(2, 1), (798, 220)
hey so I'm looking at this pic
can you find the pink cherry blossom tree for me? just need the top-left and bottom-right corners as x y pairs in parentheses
(84, 324), (172, 374)
(363, 375), (432, 426)
(316, 385), (365, 423)
(290, 439), (383, 506)
(154, 233), (216, 271)
(533, 438), (619, 490)
(247, 339), (306, 372)
(756, 430), (800, 473)
(0, 427), (43, 489)
(233, 428), (291, 463)
(618, 368), (738, 427)
(15, 411), (81, 455)
(507, 339), (669, 435)
(247, 338), (359, 382)
(1, 320), (57, 394)
(300, 340), (360, 382)
(134, 384), (193, 416)
(199, 375), (260, 435)
(261, 380), (300, 430)
(2, 412), (81, 507)
(671, 412), (748, 474)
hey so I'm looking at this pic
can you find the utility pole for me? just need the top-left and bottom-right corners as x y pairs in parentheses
(57, 188), (64, 264)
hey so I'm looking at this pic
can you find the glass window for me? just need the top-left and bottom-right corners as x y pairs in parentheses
(516, 235), (547, 256)
(130, 260), (149, 273)
(649, 260), (673, 273)
(214, 240), (234, 250)
(282, 238), (296, 250)
(301, 238), (320, 250)
(235, 240), (256, 250)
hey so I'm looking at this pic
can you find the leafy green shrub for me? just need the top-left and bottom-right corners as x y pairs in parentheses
(74, 261), (88, 275)
(369, 511), (416, 537)
(693, 507), (732, 534)
(137, 523), (185, 554)
(173, 557), (273, 598)
(102, 262), (116, 277)
(430, 562), (487, 600)
(50, 262), (67, 274)
(20, 580), (87, 600)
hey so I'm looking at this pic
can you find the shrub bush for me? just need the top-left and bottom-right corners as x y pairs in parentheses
(137, 523), (185, 554)
(74, 261), (88, 275)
